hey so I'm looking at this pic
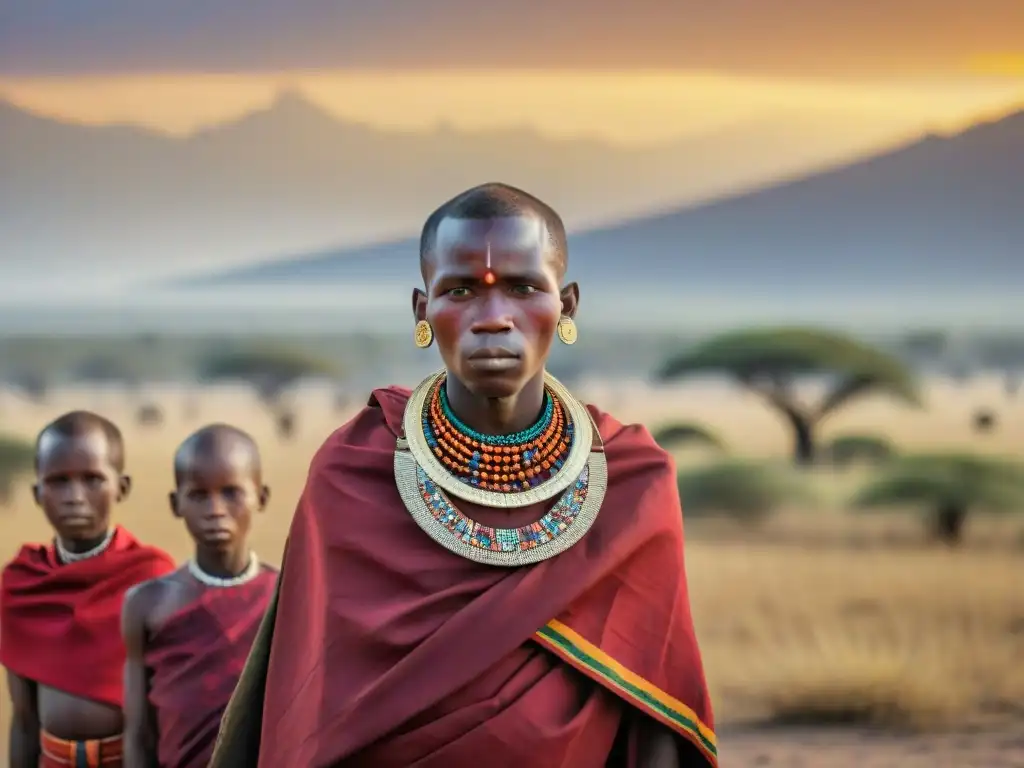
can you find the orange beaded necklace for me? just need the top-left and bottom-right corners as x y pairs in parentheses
(423, 377), (574, 493)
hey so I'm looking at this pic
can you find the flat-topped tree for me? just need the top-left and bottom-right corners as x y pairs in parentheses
(198, 347), (338, 411)
(658, 328), (920, 465)
(852, 454), (1024, 545)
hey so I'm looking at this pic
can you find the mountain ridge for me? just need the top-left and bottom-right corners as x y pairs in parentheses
(0, 91), (937, 286)
(179, 105), (1024, 301)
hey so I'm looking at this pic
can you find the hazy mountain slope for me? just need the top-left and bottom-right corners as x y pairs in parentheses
(187, 108), (1023, 298)
(0, 92), (913, 284)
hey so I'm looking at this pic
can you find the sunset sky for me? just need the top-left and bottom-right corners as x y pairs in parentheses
(1, 0), (1022, 145)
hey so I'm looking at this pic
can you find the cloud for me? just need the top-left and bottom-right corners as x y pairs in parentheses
(1, 0), (1022, 75)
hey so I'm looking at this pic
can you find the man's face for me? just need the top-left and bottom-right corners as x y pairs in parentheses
(415, 215), (572, 399)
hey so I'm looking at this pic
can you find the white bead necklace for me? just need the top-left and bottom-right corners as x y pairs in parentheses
(187, 552), (260, 588)
(56, 528), (115, 564)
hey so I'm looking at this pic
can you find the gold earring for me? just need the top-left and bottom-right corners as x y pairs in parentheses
(414, 320), (434, 348)
(556, 316), (577, 345)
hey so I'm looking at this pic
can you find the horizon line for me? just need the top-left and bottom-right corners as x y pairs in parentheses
(3, 70), (1022, 144)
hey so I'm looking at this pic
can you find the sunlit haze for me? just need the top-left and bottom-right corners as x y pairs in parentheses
(2, 71), (1022, 145)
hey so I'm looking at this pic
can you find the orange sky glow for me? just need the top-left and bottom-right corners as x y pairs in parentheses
(2, 70), (1022, 146)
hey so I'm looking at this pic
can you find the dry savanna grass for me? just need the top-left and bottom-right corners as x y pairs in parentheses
(0, 376), (1022, 757)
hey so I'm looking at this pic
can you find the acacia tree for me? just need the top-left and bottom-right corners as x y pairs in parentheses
(658, 328), (920, 465)
(0, 435), (34, 507)
(852, 454), (1024, 546)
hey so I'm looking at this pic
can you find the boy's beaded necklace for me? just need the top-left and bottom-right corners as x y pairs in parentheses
(56, 528), (115, 564)
(423, 378), (574, 493)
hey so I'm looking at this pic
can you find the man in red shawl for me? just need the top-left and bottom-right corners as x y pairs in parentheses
(1, 411), (176, 768)
(211, 183), (718, 767)
(121, 424), (277, 768)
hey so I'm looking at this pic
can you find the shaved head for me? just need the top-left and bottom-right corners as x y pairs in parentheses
(173, 424), (262, 486)
(37, 410), (125, 472)
(419, 183), (568, 280)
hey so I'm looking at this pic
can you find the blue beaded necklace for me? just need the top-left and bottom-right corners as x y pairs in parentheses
(438, 383), (554, 445)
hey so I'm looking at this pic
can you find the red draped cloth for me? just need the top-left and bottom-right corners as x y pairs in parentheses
(224, 386), (716, 767)
(0, 526), (176, 707)
(145, 568), (277, 768)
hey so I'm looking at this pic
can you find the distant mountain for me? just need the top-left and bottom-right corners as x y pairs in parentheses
(0, 91), (915, 286)
(188, 108), (1023, 306)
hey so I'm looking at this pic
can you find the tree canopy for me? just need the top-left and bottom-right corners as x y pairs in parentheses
(198, 347), (338, 403)
(824, 433), (897, 468)
(652, 422), (727, 452)
(677, 461), (813, 522)
(658, 327), (920, 464)
(851, 453), (1024, 544)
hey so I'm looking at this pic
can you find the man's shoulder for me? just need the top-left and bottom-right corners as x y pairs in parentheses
(586, 403), (672, 471)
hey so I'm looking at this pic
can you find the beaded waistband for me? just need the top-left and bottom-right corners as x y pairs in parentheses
(39, 730), (123, 768)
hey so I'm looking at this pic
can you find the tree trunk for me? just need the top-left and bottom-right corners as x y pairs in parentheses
(739, 377), (816, 465)
(783, 410), (816, 466)
(932, 503), (967, 546)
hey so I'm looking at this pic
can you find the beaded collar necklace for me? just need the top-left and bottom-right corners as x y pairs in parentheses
(187, 553), (261, 588)
(403, 371), (593, 509)
(56, 528), (115, 564)
(396, 370), (608, 566)
(425, 380), (574, 494)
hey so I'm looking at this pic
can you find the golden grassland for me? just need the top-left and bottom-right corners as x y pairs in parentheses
(0, 377), (1022, 755)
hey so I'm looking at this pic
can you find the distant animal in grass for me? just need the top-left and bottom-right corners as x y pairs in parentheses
(275, 410), (296, 440)
(972, 409), (996, 434)
(136, 403), (164, 427)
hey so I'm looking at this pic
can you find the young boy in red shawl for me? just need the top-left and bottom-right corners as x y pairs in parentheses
(1, 411), (176, 768)
(211, 183), (718, 767)
(122, 424), (276, 768)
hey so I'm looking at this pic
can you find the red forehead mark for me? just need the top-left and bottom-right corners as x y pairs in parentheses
(482, 241), (496, 283)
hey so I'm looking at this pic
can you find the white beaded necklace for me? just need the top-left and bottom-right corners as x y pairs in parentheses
(187, 552), (260, 588)
(56, 528), (115, 564)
